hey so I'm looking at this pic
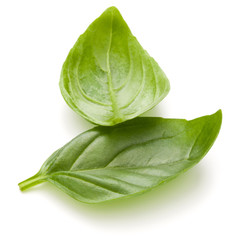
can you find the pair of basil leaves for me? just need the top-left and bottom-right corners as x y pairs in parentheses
(19, 7), (222, 204)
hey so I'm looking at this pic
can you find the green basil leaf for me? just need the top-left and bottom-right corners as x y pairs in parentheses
(18, 110), (222, 204)
(59, 6), (170, 126)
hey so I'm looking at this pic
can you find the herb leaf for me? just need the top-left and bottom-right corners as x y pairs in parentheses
(19, 110), (222, 203)
(59, 6), (170, 126)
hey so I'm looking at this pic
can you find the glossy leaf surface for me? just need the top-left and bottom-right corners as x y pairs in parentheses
(19, 111), (222, 204)
(59, 7), (170, 126)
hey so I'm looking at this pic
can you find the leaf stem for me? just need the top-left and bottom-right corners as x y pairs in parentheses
(18, 173), (47, 191)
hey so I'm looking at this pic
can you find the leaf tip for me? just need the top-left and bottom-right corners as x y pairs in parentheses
(216, 109), (222, 118)
(211, 109), (222, 128)
(101, 6), (123, 21)
(105, 6), (120, 14)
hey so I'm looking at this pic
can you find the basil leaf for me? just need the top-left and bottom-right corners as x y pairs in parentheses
(18, 110), (222, 204)
(59, 6), (170, 126)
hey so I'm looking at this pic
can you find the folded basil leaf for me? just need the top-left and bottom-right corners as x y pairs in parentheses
(19, 110), (222, 204)
(59, 6), (170, 126)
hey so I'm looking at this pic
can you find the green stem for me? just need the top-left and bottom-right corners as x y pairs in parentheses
(18, 173), (47, 191)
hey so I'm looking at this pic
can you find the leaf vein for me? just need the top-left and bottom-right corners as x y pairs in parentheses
(55, 173), (125, 195)
(104, 130), (186, 167)
(69, 133), (101, 170)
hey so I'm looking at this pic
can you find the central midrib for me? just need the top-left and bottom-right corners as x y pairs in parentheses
(106, 12), (122, 123)
(46, 158), (192, 179)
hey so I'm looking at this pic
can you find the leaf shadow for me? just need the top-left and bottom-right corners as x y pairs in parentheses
(140, 101), (168, 118)
(60, 105), (95, 133)
(61, 99), (169, 134)
(25, 163), (206, 225)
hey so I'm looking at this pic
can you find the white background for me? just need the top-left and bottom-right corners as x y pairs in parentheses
(1, 0), (239, 239)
